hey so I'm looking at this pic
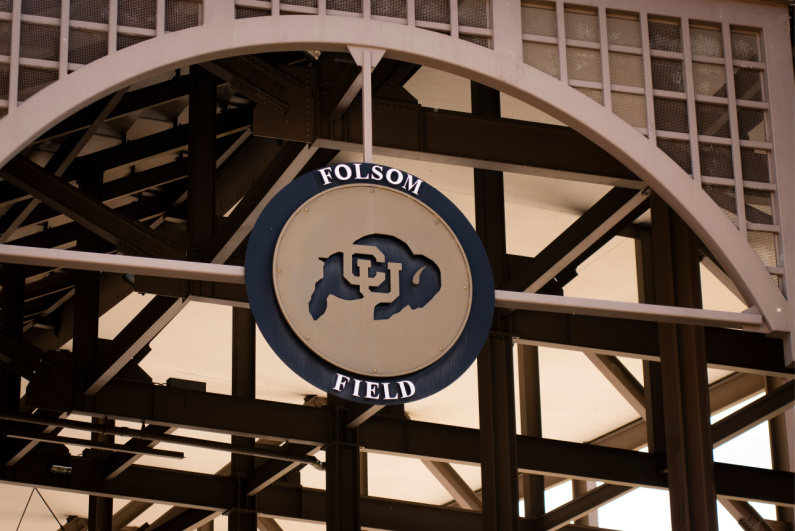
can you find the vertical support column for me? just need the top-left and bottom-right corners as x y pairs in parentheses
(326, 397), (360, 531)
(1, 263), (24, 419)
(572, 481), (599, 526)
(188, 65), (217, 263)
(229, 307), (257, 531)
(635, 226), (665, 454)
(473, 81), (519, 531)
(765, 376), (794, 526)
(518, 344), (544, 523)
(347, 47), (384, 164)
(651, 195), (718, 531)
(490, 0), (522, 60)
(76, 171), (112, 531)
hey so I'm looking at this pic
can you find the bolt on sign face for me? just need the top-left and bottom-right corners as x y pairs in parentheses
(246, 163), (494, 404)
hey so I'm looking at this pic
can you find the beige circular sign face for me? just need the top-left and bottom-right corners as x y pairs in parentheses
(272, 184), (472, 377)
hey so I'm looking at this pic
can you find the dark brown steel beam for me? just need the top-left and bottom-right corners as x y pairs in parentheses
(0, 156), (182, 259)
(711, 380), (795, 446)
(518, 344), (545, 521)
(651, 196), (718, 530)
(536, 484), (632, 531)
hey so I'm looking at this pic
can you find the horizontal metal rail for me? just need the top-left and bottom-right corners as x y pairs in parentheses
(0, 244), (764, 331)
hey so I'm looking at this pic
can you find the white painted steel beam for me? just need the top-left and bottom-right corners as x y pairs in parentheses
(0, 245), (765, 330)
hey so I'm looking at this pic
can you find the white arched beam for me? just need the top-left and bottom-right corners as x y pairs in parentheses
(0, 17), (787, 332)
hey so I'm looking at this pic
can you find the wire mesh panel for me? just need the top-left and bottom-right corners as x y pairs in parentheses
(523, 41), (559, 78)
(371, 0), (404, 18)
(651, 58), (684, 92)
(648, 19), (682, 53)
(0, 0), (10, 12)
(565, 7), (598, 43)
(609, 53), (643, 87)
(0, 63), (9, 100)
(461, 34), (490, 47)
(327, 0), (361, 13)
(606, 12), (640, 47)
(235, 6), (270, 18)
(0, 20), (11, 56)
(576, 87), (602, 104)
(691, 62), (726, 97)
(459, 0), (488, 28)
(740, 148), (769, 183)
(699, 143), (733, 179)
(21, 0), (61, 18)
(70, 0), (110, 24)
(731, 31), (759, 62)
(695, 103), (730, 138)
(416, 0), (449, 24)
(689, 26), (723, 57)
(747, 230), (778, 267)
(567, 47), (601, 82)
(654, 98), (688, 133)
(282, 0), (318, 7)
(703, 184), (738, 222)
(69, 28), (108, 65)
(20, 23), (60, 62)
(657, 138), (692, 173)
(733, 68), (763, 102)
(165, 0), (201, 32)
(119, 0), (157, 29)
(612, 92), (646, 128)
(17, 66), (58, 101)
(736, 108), (766, 142)
(522, 2), (556, 37)
(117, 33), (152, 49)
(744, 189), (774, 225)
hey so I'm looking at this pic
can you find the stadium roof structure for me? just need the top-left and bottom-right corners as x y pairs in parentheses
(0, 0), (792, 530)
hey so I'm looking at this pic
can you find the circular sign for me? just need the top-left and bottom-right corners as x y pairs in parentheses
(245, 163), (493, 404)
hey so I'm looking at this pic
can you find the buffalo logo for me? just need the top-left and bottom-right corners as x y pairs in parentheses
(309, 235), (441, 322)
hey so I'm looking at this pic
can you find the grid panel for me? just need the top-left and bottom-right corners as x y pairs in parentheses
(21, 0), (61, 17)
(461, 34), (490, 48)
(703, 185), (738, 222)
(17, 66), (58, 101)
(0, 63), (9, 100)
(654, 98), (688, 133)
(372, 0), (404, 18)
(612, 92), (646, 128)
(689, 26), (723, 57)
(606, 13), (640, 47)
(70, 0), (110, 24)
(648, 19), (682, 53)
(609, 52), (643, 87)
(117, 33), (152, 49)
(459, 0), (488, 28)
(0, 20), (10, 56)
(747, 230), (778, 267)
(165, 0), (201, 32)
(743, 189), (773, 225)
(695, 103), (730, 138)
(651, 58), (684, 92)
(657, 138), (691, 173)
(235, 6), (270, 18)
(733, 68), (763, 102)
(69, 28), (108, 65)
(731, 31), (759, 62)
(328, 0), (362, 13)
(565, 8), (598, 43)
(416, 0), (449, 24)
(692, 62), (726, 97)
(0, 0), (10, 12)
(736, 108), (766, 142)
(522, 3), (556, 37)
(740, 148), (769, 183)
(119, 0), (157, 29)
(567, 47), (601, 82)
(576, 87), (602, 104)
(20, 23), (60, 62)
(282, 0), (318, 7)
(699, 143), (733, 179)
(523, 41), (559, 78)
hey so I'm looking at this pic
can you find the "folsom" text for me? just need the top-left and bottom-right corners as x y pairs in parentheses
(318, 164), (423, 196)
